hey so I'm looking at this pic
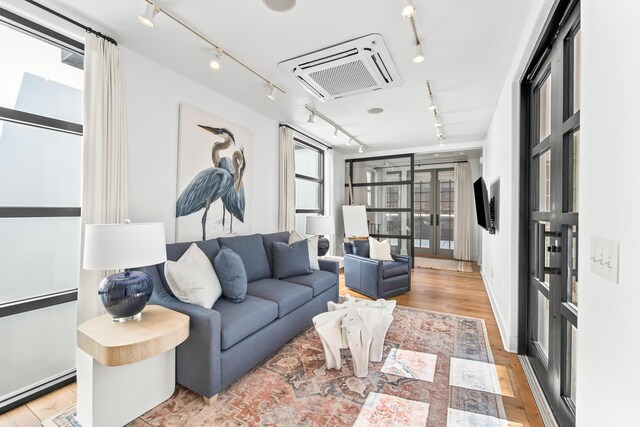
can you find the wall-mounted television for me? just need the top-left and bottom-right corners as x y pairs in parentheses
(473, 177), (495, 234)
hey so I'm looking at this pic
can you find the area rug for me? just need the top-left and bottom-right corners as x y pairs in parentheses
(44, 305), (508, 426)
(414, 256), (474, 273)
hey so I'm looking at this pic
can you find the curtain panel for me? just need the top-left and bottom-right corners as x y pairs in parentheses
(78, 35), (129, 324)
(453, 162), (473, 261)
(278, 126), (296, 231)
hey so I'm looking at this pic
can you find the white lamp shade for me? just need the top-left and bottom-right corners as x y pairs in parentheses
(83, 223), (167, 270)
(305, 215), (335, 236)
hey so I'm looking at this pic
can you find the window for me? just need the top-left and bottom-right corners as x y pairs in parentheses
(0, 9), (83, 411)
(294, 138), (324, 234)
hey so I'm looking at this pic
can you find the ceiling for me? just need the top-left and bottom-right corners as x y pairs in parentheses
(42, 0), (533, 153)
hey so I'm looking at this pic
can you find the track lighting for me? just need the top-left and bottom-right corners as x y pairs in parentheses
(333, 127), (339, 138)
(305, 106), (366, 151)
(347, 138), (353, 146)
(209, 47), (224, 71)
(429, 101), (437, 111)
(307, 111), (315, 123)
(413, 43), (425, 63)
(267, 84), (277, 100)
(435, 122), (442, 128)
(358, 145), (366, 154)
(138, 3), (159, 28)
(402, 0), (416, 18)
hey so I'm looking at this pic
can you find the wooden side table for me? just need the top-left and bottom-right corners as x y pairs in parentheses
(76, 305), (189, 427)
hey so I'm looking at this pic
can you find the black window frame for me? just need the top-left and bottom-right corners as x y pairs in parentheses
(294, 137), (325, 215)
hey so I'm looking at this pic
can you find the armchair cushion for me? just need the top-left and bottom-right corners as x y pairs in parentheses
(382, 260), (410, 278)
(352, 240), (370, 258)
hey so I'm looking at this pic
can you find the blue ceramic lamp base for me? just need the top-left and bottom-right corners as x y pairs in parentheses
(98, 270), (153, 322)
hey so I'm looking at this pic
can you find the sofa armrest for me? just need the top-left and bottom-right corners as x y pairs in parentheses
(137, 265), (222, 398)
(318, 259), (339, 276)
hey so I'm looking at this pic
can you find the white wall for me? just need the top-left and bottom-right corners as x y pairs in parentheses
(121, 48), (279, 242)
(577, 2), (640, 425)
(480, 0), (555, 352)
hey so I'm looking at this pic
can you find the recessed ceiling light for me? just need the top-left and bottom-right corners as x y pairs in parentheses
(367, 107), (384, 115)
(402, 0), (416, 18)
(263, 0), (296, 12)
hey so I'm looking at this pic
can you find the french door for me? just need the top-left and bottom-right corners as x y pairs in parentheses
(521, 2), (580, 426)
(413, 169), (454, 258)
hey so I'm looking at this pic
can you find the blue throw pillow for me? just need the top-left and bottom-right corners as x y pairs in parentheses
(271, 240), (312, 279)
(213, 246), (247, 303)
(353, 239), (370, 258)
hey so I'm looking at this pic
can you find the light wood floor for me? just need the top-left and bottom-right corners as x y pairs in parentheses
(0, 266), (542, 426)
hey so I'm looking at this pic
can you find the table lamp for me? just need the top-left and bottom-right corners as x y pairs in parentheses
(306, 215), (335, 257)
(83, 221), (166, 322)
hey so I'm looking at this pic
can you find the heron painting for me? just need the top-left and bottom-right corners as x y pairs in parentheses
(176, 105), (252, 241)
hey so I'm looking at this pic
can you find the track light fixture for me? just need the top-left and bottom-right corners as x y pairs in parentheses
(427, 81), (446, 143)
(138, 3), (159, 28)
(333, 127), (339, 138)
(209, 47), (224, 70)
(429, 101), (437, 111)
(267, 84), (277, 100)
(307, 111), (315, 123)
(401, 0), (416, 18)
(304, 106), (366, 151)
(435, 122), (442, 128)
(413, 43), (425, 63)
(347, 138), (353, 146)
(358, 145), (366, 154)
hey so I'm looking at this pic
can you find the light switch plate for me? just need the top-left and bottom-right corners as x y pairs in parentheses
(590, 237), (619, 283)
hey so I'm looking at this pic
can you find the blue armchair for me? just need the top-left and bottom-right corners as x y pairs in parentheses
(343, 240), (411, 299)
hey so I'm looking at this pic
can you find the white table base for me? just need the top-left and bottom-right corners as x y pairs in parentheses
(76, 348), (175, 427)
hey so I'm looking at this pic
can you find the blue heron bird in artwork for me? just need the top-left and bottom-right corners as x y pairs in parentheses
(220, 148), (246, 233)
(176, 125), (243, 240)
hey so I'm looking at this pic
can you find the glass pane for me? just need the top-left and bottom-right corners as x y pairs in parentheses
(0, 121), (82, 207)
(294, 143), (321, 179)
(351, 159), (411, 184)
(353, 184), (411, 209)
(570, 130), (580, 212)
(569, 225), (579, 305)
(367, 212), (412, 236)
(439, 170), (455, 250)
(539, 75), (551, 142)
(538, 150), (552, 211)
(414, 171), (432, 249)
(0, 23), (83, 124)
(567, 324), (578, 404)
(573, 29), (581, 114)
(0, 217), (81, 304)
(536, 291), (550, 358)
(0, 301), (77, 400)
(295, 179), (321, 210)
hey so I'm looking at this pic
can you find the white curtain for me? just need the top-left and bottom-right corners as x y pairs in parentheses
(78, 35), (129, 324)
(324, 148), (336, 254)
(453, 162), (473, 261)
(278, 126), (296, 231)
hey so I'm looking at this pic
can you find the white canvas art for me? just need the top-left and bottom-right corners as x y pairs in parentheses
(176, 104), (253, 242)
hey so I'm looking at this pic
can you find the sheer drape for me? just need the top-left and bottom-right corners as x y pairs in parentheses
(324, 148), (336, 254)
(453, 162), (473, 261)
(78, 35), (129, 324)
(278, 126), (296, 231)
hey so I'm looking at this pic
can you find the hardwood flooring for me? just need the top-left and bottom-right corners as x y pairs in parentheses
(0, 266), (542, 426)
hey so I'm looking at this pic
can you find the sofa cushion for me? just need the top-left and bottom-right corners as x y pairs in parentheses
(212, 295), (278, 350)
(382, 260), (409, 279)
(214, 247), (248, 303)
(282, 270), (337, 296)
(289, 230), (319, 270)
(164, 243), (222, 308)
(272, 240), (312, 279)
(246, 279), (313, 318)
(159, 239), (221, 296)
(217, 234), (271, 282)
(261, 231), (290, 272)
(352, 240), (370, 258)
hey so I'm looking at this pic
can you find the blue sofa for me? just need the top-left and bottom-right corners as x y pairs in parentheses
(135, 231), (339, 402)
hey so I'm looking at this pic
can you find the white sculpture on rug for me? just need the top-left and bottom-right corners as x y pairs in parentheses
(313, 294), (395, 377)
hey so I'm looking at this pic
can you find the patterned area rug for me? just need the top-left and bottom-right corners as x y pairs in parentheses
(45, 305), (507, 426)
(414, 257), (475, 273)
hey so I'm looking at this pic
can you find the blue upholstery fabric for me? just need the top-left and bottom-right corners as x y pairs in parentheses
(382, 260), (410, 278)
(214, 247), (248, 303)
(158, 239), (221, 297)
(246, 279), (313, 318)
(261, 231), (290, 272)
(343, 242), (355, 255)
(352, 240), (370, 258)
(271, 240), (312, 279)
(283, 270), (337, 296)
(217, 234), (271, 282)
(212, 295), (278, 350)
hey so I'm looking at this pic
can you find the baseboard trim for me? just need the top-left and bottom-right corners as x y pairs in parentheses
(518, 355), (559, 427)
(479, 270), (513, 352)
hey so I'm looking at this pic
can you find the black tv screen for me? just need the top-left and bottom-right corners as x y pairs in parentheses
(473, 177), (491, 230)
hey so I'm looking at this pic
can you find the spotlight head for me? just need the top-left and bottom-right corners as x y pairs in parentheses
(138, 3), (159, 28)
(209, 47), (224, 70)
(347, 138), (353, 146)
(307, 111), (315, 123)
(358, 145), (365, 153)
(435, 122), (442, 128)
(402, 1), (416, 18)
(333, 127), (339, 138)
(429, 101), (437, 111)
(413, 43), (425, 63)
(267, 85), (278, 100)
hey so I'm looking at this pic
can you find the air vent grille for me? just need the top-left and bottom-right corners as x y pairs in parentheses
(278, 34), (401, 100)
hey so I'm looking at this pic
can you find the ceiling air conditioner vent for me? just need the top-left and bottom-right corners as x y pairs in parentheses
(278, 34), (401, 100)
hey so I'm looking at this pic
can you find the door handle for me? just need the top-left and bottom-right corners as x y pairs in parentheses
(430, 214), (434, 225)
(535, 223), (561, 280)
(436, 214), (440, 226)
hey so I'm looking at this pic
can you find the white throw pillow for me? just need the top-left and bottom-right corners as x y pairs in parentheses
(369, 237), (393, 261)
(289, 230), (320, 270)
(164, 243), (222, 308)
